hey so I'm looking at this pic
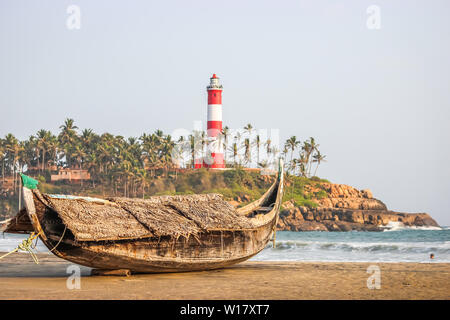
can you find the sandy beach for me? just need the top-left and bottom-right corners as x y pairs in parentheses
(0, 252), (449, 300)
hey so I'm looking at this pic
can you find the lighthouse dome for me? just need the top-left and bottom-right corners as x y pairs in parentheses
(207, 74), (223, 90)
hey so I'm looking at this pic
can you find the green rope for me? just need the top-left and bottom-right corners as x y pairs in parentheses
(0, 232), (41, 264)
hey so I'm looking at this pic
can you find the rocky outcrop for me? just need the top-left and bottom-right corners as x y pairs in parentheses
(276, 184), (439, 232)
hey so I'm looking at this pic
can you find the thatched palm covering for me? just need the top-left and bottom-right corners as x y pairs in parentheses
(44, 195), (153, 241)
(1, 208), (34, 233)
(42, 193), (254, 242)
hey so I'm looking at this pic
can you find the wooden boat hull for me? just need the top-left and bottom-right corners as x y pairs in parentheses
(42, 226), (275, 273)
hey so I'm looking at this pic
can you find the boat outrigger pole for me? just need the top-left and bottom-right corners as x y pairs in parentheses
(273, 158), (284, 248)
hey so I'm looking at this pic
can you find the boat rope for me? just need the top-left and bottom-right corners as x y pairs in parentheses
(49, 225), (67, 252)
(0, 231), (42, 264)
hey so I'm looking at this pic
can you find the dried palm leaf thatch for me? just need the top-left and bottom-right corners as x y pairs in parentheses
(109, 193), (254, 232)
(41, 193), (254, 242)
(43, 195), (154, 242)
(1, 208), (34, 234)
(111, 199), (202, 238)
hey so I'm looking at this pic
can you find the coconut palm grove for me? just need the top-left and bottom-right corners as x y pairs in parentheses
(0, 118), (327, 218)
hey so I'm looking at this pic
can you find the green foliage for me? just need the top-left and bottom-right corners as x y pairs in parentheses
(296, 199), (319, 209)
(283, 191), (318, 209)
(36, 175), (46, 184)
(38, 182), (69, 195)
(310, 176), (330, 183)
(282, 175), (325, 209)
(174, 170), (268, 202)
(315, 190), (328, 200)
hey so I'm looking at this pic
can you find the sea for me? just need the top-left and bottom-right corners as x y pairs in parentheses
(1, 222), (449, 263)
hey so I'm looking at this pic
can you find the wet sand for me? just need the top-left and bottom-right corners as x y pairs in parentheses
(0, 252), (449, 300)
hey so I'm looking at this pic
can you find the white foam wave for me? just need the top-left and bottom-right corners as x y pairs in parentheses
(381, 221), (442, 232)
(271, 240), (450, 254)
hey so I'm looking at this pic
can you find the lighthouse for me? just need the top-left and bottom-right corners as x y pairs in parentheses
(204, 74), (225, 168)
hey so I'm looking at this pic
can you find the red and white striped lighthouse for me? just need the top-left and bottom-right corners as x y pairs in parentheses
(204, 74), (225, 168)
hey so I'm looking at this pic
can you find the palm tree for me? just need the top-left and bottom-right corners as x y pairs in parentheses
(290, 158), (300, 176)
(243, 123), (253, 137)
(154, 129), (164, 139)
(243, 124), (253, 166)
(306, 137), (319, 176)
(200, 131), (207, 161)
(233, 131), (243, 166)
(188, 134), (196, 168)
(84, 152), (99, 188)
(172, 135), (186, 169)
(59, 118), (78, 137)
(269, 146), (280, 170)
(264, 138), (272, 167)
(136, 168), (148, 199)
(264, 138), (271, 155)
(297, 152), (308, 177)
(80, 128), (96, 158)
(312, 151), (326, 177)
(257, 160), (270, 173)
(72, 144), (87, 169)
(3, 134), (20, 190)
(285, 136), (300, 174)
(188, 131), (203, 168)
(59, 118), (79, 168)
(230, 131), (244, 167)
(97, 133), (115, 175)
(36, 129), (53, 173)
(244, 138), (251, 165)
(254, 133), (261, 166)
(299, 142), (309, 174)
(160, 135), (175, 177)
(228, 142), (240, 167)
(221, 126), (230, 163)
(141, 132), (160, 174)
(120, 159), (132, 197)
(282, 144), (289, 164)
(20, 138), (36, 174)
(72, 143), (88, 186)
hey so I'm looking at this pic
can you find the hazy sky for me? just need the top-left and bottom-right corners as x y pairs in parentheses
(1, 0), (449, 224)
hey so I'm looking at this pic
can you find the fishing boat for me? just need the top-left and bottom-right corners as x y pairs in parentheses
(1, 162), (284, 273)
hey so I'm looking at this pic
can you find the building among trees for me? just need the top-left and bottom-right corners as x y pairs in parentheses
(50, 168), (91, 183)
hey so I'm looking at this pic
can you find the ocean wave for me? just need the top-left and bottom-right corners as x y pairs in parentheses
(270, 240), (450, 254)
(381, 221), (442, 232)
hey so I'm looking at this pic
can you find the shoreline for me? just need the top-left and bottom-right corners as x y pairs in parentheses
(3, 251), (449, 264)
(0, 252), (449, 300)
